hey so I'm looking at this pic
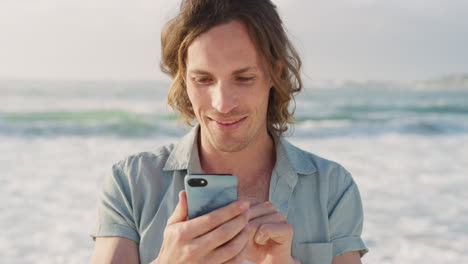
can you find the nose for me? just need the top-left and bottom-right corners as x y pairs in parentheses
(211, 81), (239, 114)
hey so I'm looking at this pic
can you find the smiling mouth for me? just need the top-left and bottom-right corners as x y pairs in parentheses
(208, 117), (247, 127)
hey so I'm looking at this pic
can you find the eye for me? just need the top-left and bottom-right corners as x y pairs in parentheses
(193, 76), (212, 84)
(237, 76), (255, 82)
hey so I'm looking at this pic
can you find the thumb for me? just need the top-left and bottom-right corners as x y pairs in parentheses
(167, 190), (188, 225)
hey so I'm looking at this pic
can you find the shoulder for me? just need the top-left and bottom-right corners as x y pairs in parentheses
(101, 141), (181, 205)
(282, 138), (361, 212)
(281, 137), (354, 185)
(112, 141), (177, 179)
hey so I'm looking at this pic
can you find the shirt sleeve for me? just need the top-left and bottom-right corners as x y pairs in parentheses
(328, 166), (369, 258)
(90, 161), (139, 243)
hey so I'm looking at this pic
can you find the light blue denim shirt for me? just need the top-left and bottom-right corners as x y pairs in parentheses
(91, 126), (368, 263)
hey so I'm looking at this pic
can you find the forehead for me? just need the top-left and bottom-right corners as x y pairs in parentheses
(186, 20), (262, 72)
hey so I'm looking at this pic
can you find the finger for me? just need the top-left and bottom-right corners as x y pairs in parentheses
(194, 210), (249, 251)
(167, 190), (188, 225)
(222, 240), (249, 264)
(248, 211), (286, 242)
(185, 199), (250, 238)
(249, 211), (287, 228)
(247, 201), (278, 220)
(246, 198), (263, 207)
(206, 224), (252, 263)
(254, 223), (294, 245)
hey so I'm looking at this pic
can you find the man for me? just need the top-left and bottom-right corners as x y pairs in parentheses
(91, 0), (368, 263)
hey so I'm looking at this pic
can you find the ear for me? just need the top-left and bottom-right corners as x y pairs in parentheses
(269, 60), (283, 88)
(275, 60), (284, 76)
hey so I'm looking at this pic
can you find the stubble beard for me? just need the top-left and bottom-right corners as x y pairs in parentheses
(206, 121), (266, 153)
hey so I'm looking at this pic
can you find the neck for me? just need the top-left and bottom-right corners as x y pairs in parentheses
(198, 128), (276, 181)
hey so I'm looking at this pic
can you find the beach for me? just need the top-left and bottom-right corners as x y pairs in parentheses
(2, 80), (467, 263)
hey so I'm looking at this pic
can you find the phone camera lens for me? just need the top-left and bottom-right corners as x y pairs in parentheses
(188, 178), (208, 187)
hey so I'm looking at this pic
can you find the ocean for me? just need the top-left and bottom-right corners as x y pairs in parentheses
(1, 79), (467, 263)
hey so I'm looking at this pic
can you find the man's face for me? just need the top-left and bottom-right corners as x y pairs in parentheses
(185, 19), (272, 152)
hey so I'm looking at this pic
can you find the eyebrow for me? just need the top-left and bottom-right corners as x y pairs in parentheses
(188, 66), (259, 75)
(233, 66), (259, 75)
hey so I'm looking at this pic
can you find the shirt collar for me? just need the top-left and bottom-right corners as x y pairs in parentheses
(162, 125), (204, 174)
(277, 137), (317, 175)
(162, 125), (317, 177)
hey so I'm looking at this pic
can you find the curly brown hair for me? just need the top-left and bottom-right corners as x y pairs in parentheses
(160, 0), (302, 135)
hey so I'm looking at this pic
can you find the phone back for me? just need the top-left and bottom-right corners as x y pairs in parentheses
(184, 174), (238, 219)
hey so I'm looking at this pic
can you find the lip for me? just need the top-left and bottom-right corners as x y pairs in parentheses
(208, 116), (247, 130)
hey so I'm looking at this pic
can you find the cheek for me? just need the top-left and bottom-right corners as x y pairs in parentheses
(256, 85), (271, 107)
(245, 86), (270, 117)
(260, 88), (272, 116)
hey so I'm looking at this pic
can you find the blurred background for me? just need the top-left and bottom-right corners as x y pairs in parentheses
(1, 0), (467, 263)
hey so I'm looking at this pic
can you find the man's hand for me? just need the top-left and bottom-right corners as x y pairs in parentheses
(245, 201), (300, 264)
(152, 190), (252, 264)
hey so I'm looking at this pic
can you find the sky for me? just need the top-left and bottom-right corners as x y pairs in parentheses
(0, 0), (467, 83)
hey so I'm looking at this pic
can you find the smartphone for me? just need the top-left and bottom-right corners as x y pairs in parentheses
(184, 174), (238, 219)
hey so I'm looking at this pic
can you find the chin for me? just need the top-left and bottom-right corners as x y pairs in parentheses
(211, 135), (251, 153)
